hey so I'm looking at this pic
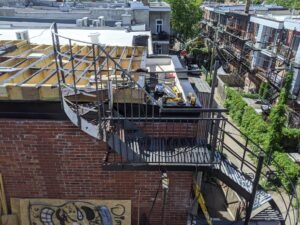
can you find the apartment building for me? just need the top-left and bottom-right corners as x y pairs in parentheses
(200, 3), (300, 105)
(250, 15), (300, 99)
(0, 0), (171, 54)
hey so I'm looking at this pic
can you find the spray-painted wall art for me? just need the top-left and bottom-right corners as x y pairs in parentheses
(15, 199), (131, 225)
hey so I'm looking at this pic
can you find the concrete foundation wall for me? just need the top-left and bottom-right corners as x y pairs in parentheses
(0, 119), (193, 225)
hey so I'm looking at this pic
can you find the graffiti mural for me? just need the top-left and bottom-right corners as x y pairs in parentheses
(15, 199), (130, 225)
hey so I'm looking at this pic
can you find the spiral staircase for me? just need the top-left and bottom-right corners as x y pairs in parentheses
(51, 24), (298, 225)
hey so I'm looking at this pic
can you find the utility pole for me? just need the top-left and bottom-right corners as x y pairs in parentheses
(209, 60), (219, 108)
(209, 13), (220, 78)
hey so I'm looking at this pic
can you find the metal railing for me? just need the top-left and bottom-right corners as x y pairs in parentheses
(51, 23), (299, 225)
(107, 114), (224, 166)
(217, 119), (299, 225)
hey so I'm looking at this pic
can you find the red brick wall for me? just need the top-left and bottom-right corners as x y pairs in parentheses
(0, 119), (193, 225)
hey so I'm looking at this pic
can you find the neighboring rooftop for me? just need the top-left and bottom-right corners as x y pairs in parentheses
(0, 28), (152, 51)
(201, 3), (285, 12)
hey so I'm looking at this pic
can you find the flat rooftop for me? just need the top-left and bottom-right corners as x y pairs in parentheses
(202, 3), (285, 12)
(0, 28), (152, 49)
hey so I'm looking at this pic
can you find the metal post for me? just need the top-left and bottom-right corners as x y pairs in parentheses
(240, 138), (249, 172)
(209, 21), (218, 78)
(208, 60), (219, 108)
(92, 44), (103, 138)
(209, 41), (215, 78)
(69, 39), (81, 129)
(244, 153), (264, 225)
(51, 24), (63, 109)
(211, 112), (221, 163)
(53, 23), (65, 83)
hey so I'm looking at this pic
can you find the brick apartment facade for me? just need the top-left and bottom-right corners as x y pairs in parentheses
(0, 119), (193, 225)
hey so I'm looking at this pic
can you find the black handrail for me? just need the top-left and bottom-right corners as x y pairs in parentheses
(218, 117), (299, 225)
(50, 23), (299, 225)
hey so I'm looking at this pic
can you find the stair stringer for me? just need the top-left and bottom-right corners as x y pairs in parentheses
(62, 97), (105, 140)
(107, 133), (145, 163)
(213, 152), (272, 211)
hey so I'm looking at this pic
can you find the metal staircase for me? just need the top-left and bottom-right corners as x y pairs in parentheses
(51, 24), (299, 225)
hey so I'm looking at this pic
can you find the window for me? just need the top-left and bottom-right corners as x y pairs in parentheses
(156, 19), (163, 34)
(155, 44), (162, 54)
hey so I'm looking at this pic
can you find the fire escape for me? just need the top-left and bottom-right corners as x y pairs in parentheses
(51, 24), (298, 225)
(217, 16), (252, 82)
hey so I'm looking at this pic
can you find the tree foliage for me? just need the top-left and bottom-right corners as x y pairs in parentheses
(166, 0), (203, 43)
(266, 71), (293, 158)
(266, 0), (300, 8)
(225, 87), (300, 192)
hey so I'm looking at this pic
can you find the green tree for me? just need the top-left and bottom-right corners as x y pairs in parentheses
(266, 71), (293, 161)
(166, 0), (203, 43)
(266, 0), (300, 8)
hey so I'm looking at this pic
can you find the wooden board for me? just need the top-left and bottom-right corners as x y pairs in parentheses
(1, 215), (18, 225)
(0, 174), (7, 215)
(16, 199), (131, 225)
(10, 198), (21, 224)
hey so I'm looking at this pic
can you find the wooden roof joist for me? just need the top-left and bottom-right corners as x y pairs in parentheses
(0, 40), (146, 101)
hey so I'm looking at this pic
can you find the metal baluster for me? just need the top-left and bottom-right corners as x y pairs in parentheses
(240, 138), (249, 172)
(69, 39), (81, 129)
(96, 45), (105, 119)
(51, 25), (63, 109)
(92, 44), (103, 139)
(53, 23), (65, 84)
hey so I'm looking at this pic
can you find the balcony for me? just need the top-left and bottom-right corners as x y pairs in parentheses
(256, 66), (285, 88)
(225, 22), (249, 41)
(152, 31), (169, 42)
(277, 44), (296, 61)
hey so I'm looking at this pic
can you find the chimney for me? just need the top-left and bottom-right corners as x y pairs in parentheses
(245, 0), (251, 14)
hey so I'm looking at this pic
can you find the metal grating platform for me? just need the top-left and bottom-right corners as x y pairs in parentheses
(125, 136), (212, 166)
(214, 152), (272, 210)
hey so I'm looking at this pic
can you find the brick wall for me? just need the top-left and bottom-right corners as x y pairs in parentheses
(0, 119), (193, 225)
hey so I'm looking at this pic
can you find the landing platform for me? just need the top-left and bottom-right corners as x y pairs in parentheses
(126, 137), (212, 166)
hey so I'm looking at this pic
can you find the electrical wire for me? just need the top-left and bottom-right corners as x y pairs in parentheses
(148, 178), (162, 219)
(29, 28), (50, 40)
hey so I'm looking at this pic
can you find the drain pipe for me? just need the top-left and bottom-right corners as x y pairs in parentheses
(161, 171), (169, 225)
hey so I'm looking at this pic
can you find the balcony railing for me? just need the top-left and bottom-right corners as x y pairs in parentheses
(277, 44), (296, 60)
(224, 24), (249, 41)
(152, 32), (169, 41)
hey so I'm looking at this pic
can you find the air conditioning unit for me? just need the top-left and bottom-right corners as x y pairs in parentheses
(82, 17), (89, 27)
(92, 20), (100, 27)
(76, 19), (84, 27)
(16, 30), (29, 42)
(98, 16), (105, 27)
(115, 21), (122, 28)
